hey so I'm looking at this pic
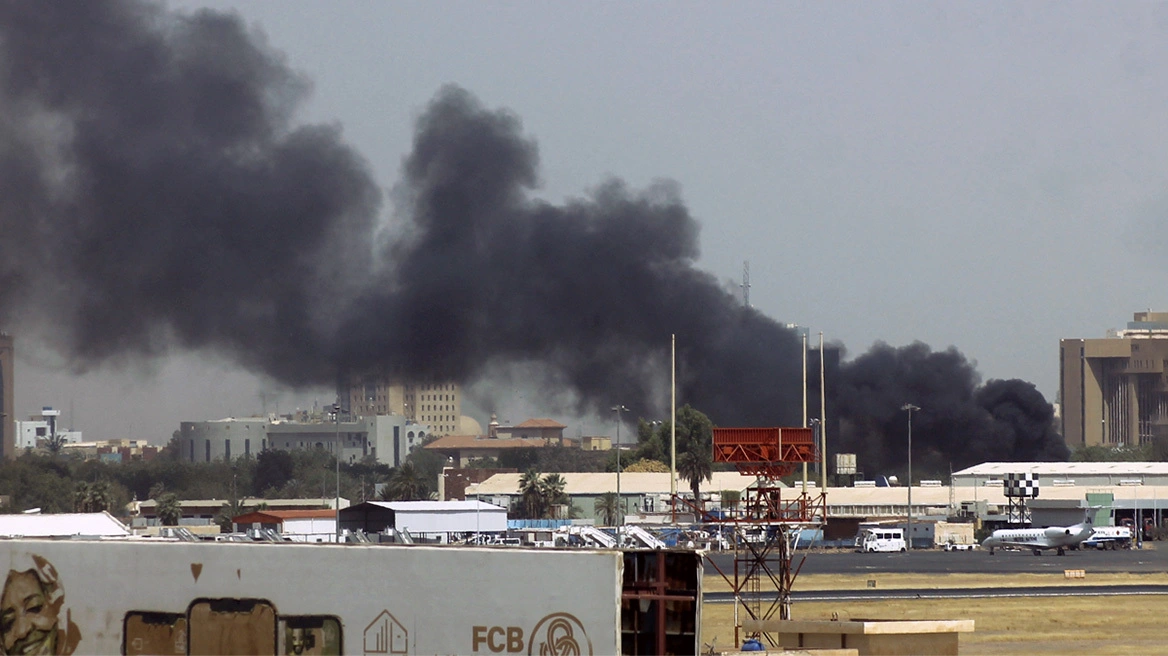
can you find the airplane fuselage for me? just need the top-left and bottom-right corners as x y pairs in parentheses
(982, 522), (1094, 556)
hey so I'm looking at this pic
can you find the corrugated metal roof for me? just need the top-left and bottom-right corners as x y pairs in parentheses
(232, 509), (336, 523)
(471, 471), (780, 496)
(953, 462), (1168, 476)
(0, 512), (131, 537)
(355, 501), (505, 512)
(138, 498), (348, 510)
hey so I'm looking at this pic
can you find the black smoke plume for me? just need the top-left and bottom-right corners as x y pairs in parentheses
(0, 1), (1064, 469)
(830, 343), (1068, 474)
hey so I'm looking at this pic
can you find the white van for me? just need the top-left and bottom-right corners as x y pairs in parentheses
(858, 527), (907, 553)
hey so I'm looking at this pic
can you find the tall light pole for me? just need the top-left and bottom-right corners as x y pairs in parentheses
(334, 403), (341, 543)
(901, 403), (919, 551)
(612, 405), (628, 541)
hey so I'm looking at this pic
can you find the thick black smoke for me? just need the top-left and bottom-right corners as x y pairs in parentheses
(831, 343), (1069, 475)
(0, 1), (380, 383)
(0, 1), (1063, 467)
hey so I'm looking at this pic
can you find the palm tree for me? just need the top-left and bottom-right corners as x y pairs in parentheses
(541, 473), (568, 506)
(155, 492), (182, 526)
(720, 490), (742, 516)
(74, 480), (114, 513)
(384, 462), (428, 501)
(541, 473), (569, 519)
(594, 492), (619, 526)
(678, 449), (712, 509)
(73, 481), (90, 513)
(518, 468), (544, 519)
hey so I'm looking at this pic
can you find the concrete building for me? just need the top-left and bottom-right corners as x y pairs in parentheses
(470, 471), (775, 522)
(496, 418), (567, 440)
(135, 497), (349, 528)
(60, 439), (157, 462)
(425, 416), (579, 466)
(339, 376), (476, 436)
(178, 414), (429, 466)
(1061, 311), (1168, 448)
(0, 333), (12, 459)
(15, 406), (82, 450)
(231, 509), (337, 543)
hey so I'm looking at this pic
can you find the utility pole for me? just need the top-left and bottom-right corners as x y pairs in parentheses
(901, 403), (920, 551)
(612, 405), (629, 542)
(334, 403), (341, 544)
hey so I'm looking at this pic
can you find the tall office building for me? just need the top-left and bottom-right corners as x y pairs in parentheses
(338, 375), (463, 436)
(0, 334), (13, 459)
(1061, 311), (1168, 449)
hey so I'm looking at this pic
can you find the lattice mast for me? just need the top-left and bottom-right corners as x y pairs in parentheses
(696, 426), (824, 647)
(740, 260), (751, 308)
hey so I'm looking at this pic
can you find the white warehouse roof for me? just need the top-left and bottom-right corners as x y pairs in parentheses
(953, 462), (1168, 477)
(0, 512), (131, 538)
(472, 471), (778, 497)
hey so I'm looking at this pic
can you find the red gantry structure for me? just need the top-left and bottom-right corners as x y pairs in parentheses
(695, 426), (826, 648)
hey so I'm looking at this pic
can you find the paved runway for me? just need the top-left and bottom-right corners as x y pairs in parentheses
(707, 545), (1168, 576)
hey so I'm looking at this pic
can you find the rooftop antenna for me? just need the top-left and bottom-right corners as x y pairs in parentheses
(740, 260), (751, 308)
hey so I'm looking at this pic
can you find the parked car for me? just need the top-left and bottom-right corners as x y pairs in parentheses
(943, 541), (978, 551)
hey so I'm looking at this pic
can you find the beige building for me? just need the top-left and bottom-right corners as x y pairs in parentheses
(0, 334), (12, 459)
(341, 376), (464, 436)
(1061, 311), (1168, 448)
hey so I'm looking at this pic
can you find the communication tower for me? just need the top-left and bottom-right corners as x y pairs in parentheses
(679, 426), (823, 647)
(740, 260), (751, 308)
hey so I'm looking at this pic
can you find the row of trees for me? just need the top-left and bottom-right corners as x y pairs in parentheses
(0, 405), (724, 526)
(0, 433), (450, 521)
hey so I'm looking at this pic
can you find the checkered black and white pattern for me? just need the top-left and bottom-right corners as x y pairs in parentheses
(1003, 472), (1039, 498)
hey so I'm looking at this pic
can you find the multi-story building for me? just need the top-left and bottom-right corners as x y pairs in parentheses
(1061, 311), (1168, 448)
(178, 414), (431, 467)
(0, 334), (12, 459)
(339, 376), (463, 436)
(15, 407), (82, 450)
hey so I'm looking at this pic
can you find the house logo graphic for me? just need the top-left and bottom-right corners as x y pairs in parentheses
(364, 610), (407, 655)
(528, 612), (591, 656)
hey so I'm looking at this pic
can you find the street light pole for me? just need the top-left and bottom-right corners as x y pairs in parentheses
(334, 402), (341, 544)
(612, 405), (628, 542)
(901, 403), (919, 551)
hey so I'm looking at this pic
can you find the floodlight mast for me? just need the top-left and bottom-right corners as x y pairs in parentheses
(901, 403), (920, 551)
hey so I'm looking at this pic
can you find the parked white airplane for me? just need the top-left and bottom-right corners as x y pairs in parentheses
(982, 512), (1095, 556)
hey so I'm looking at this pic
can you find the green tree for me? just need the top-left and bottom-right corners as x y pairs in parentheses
(720, 489), (741, 512)
(518, 468), (545, 519)
(673, 405), (714, 504)
(73, 480), (115, 513)
(253, 449), (295, 496)
(624, 459), (669, 473)
(678, 449), (712, 507)
(155, 492), (182, 526)
(594, 492), (619, 526)
(383, 462), (428, 501)
(634, 419), (666, 463)
(541, 473), (569, 507)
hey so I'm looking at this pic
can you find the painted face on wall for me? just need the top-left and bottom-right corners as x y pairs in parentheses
(0, 570), (58, 655)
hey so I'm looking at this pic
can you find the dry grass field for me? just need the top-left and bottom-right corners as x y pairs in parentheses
(703, 570), (1168, 593)
(701, 576), (1168, 654)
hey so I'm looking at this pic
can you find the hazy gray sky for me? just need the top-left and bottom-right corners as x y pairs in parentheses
(14, 2), (1168, 442)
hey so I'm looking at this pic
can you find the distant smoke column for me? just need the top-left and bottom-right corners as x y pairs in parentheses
(0, 334), (12, 459)
(335, 86), (804, 424)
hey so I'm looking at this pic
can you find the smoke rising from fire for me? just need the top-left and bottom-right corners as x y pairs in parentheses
(0, 1), (1066, 469)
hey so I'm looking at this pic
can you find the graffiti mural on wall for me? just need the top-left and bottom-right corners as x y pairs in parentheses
(0, 555), (81, 656)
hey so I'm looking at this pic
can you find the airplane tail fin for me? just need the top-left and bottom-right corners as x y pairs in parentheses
(1083, 505), (1104, 525)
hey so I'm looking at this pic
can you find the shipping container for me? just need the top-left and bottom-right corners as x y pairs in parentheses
(0, 539), (700, 655)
